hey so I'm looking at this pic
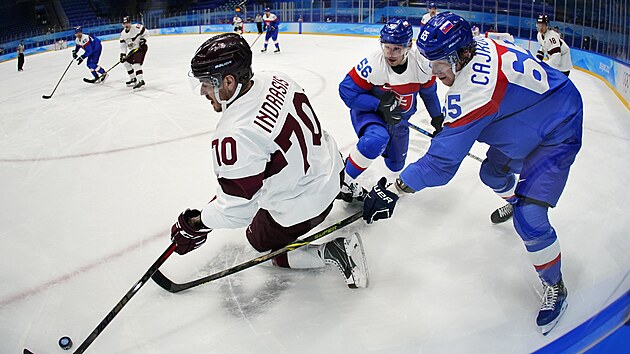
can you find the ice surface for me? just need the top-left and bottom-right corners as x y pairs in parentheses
(1, 33), (629, 354)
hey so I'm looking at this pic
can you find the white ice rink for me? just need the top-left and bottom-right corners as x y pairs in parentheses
(1, 33), (629, 353)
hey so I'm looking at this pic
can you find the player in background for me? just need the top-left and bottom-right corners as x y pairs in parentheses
(420, 2), (439, 28)
(119, 16), (149, 89)
(171, 33), (368, 289)
(363, 12), (582, 335)
(261, 7), (280, 53)
(337, 18), (442, 202)
(232, 14), (244, 34)
(536, 14), (572, 76)
(73, 27), (107, 83)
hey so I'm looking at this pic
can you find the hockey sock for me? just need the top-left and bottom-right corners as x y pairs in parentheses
(345, 147), (372, 179)
(124, 62), (135, 78)
(513, 201), (562, 285)
(91, 70), (99, 78)
(275, 43), (280, 49)
(263, 42), (268, 49)
(494, 174), (517, 202)
(98, 67), (105, 75)
(133, 63), (143, 81)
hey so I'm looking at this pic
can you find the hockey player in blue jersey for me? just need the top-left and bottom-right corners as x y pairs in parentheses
(337, 18), (442, 201)
(362, 12), (582, 335)
(261, 7), (280, 53)
(73, 27), (107, 83)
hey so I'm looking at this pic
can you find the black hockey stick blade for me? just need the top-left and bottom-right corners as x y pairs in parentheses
(152, 211), (364, 293)
(42, 94), (52, 99)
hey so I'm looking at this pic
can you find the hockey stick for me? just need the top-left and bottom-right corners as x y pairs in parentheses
(97, 48), (139, 81)
(151, 211), (363, 293)
(250, 32), (263, 47)
(405, 121), (484, 163)
(42, 59), (74, 99)
(22, 243), (177, 354)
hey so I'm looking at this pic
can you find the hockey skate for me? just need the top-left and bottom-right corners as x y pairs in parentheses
(491, 203), (514, 224)
(132, 80), (145, 90)
(322, 233), (369, 288)
(98, 72), (108, 83)
(537, 279), (568, 335)
(274, 48), (280, 53)
(260, 48), (267, 52)
(126, 78), (137, 87)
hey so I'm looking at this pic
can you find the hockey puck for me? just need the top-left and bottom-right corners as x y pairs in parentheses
(58, 336), (73, 350)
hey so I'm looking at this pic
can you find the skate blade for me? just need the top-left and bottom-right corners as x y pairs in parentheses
(345, 232), (369, 289)
(540, 300), (568, 335)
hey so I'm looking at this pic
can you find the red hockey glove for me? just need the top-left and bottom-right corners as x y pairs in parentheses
(170, 209), (212, 255)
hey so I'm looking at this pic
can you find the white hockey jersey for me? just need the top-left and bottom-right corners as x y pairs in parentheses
(201, 72), (344, 229)
(233, 16), (243, 27)
(537, 30), (572, 72)
(119, 23), (149, 54)
(420, 11), (439, 26)
(344, 48), (436, 117)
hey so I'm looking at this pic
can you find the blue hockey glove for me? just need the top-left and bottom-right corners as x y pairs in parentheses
(377, 91), (402, 125)
(76, 56), (84, 65)
(363, 177), (399, 224)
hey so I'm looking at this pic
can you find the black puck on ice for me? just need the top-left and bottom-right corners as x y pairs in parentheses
(58, 336), (73, 350)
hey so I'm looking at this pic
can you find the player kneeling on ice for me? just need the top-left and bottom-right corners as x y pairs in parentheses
(171, 33), (369, 289)
(119, 16), (149, 90)
(73, 27), (107, 83)
(337, 18), (442, 202)
(363, 13), (582, 335)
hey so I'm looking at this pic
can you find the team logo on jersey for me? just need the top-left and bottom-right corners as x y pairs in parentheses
(440, 21), (454, 34)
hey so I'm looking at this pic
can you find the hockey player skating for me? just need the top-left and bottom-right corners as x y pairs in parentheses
(119, 16), (149, 89)
(261, 7), (280, 53)
(536, 14), (572, 76)
(170, 33), (368, 288)
(73, 27), (107, 83)
(232, 14), (244, 34)
(420, 2), (439, 28)
(363, 12), (582, 335)
(337, 18), (442, 202)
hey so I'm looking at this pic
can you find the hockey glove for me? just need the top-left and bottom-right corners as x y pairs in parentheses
(362, 177), (399, 224)
(431, 114), (445, 135)
(171, 209), (212, 255)
(119, 53), (126, 63)
(76, 56), (84, 65)
(72, 50), (78, 59)
(536, 50), (544, 61)
(377, 91), (402, 125)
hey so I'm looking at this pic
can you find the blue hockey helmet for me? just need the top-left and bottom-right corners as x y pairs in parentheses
(264, 7), (270, 12)
(416, 12), (473, 61)
(74, 26), (83, 34)
(380, 18), (413, 46)
(429, 2), (437, 9)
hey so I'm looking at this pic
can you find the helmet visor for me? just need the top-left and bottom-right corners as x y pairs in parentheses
(428, 59), (453, 76)
(188, 70), (222, 95)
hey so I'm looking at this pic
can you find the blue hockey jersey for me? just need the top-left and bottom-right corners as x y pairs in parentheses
(399, 37), (583, 192)
(74, 34), (101, 58)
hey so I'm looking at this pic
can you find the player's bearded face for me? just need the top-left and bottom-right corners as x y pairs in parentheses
(430, 59), (456, 86)
(200, 82), (226, 112)
(381, 43), (409, 66)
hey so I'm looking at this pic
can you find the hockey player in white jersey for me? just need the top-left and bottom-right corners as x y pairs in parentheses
(536, 14), (572, 76)
(420, 2), (439, 28)
(119, 16), (149, 89)
(232, 14), (244, 34)
(170, 33), (368, 289)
